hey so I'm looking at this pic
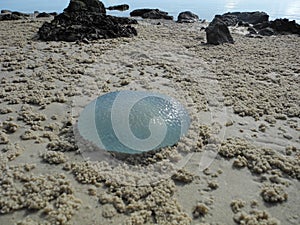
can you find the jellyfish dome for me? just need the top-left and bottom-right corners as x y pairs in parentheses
(78, 90), (190, 154)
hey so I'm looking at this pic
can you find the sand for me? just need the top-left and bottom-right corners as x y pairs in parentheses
(0, 17), (299, 225)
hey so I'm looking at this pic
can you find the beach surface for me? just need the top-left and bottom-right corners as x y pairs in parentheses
(0, 17), (299, 225)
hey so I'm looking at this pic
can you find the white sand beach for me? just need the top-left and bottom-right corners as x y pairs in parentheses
(0, 17), (299, 225)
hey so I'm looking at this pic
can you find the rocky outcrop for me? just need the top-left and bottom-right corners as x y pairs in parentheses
(1, 10), (12, 14)
(130, 8), (173, 20)
(11, 11), (30, 17)
(249, 18), (300, 36)
(0, 11), (30, 21)
(107, 4), (129, 11)
(38, 0), (137, 42)
(224, 11), (269, 25)
(64, 0), (106, 14)
(36, 12), (52, 18)
(130, 9), (153, 17)
(258, 27), (275, 36)
(0, 13), (22, 21)
(209, 11), (299, 37)
(177, 11), (199, 23)
(215, 11), (269, 26)
(216, 14), (239, 26)
(270, 18), (300, 34)
(206, 16), (234, 45)
(49, 12), (58, 16)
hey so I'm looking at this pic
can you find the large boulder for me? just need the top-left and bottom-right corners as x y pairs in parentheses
(130, 9), (154, 17)
(0, 14), (21, 21)
(107, 4), (129, 11)
(250, 18), (300, 36)
(258, 27), (275, 36)
(217, 14), (239, 26)
(206, 16), (234, 45)
(38, 0), (137, 42)
(215, 11), (269, 26)
(36, 12), (52, 18)
(0, 11), (29, 21)
(64, 0), (106, 14)
(177, 11), (199, 23)
(50, 12), (58, 16)
(1, 9), (12, 14)
(130, 8), (173, 20)
(270, 18), (300, 35)
(11, 11), (30, 17)
(223, 11), (269, 25)
(253, 21), (270, 30)
(142, 10), (173, 20)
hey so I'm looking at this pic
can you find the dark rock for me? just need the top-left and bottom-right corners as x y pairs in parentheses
(258, 27), (275, 36)
(247, 27), (257, 34)
(206, 16), (234, 45)
(252, 18), (300, 36)
(270, 18), (300, 34)
(36, 12), (52, 18)
(34, 11), (40, 14)
(223, 11), (269, 25)
(110, 16), (137, 25)
(38, 0), (137, 42)
(177, 11), (199, 23)
(218, 14), (239, 26)
(1, 9), (12, 14)
(130, 9), (155, 17)
(142, 10), (173, 20)
(214, 11), (269, 27)
(50, 12), (58, 16)
(12, 11), (30, 17)
(238, 21), (250, 27)
(130, 8), (173, 20)
(64, 0), (106, 14)
(253, 21), (271, 30)
(0, 13), (22, 21)
(107, 4), (129, 11)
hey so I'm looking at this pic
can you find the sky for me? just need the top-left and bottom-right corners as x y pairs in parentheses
(0, 0), (69, 13)
(0, 0), (299, 22)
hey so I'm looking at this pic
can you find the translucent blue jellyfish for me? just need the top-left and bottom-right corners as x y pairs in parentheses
(78, 90), (190, 154)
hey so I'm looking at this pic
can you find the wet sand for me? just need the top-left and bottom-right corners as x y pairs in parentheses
(0, 17), (299, 225)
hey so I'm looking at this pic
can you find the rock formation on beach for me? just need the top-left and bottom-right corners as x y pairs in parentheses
(0, 11), (30, 21)
(106, 4), (129, 11)
(130, 8), (173, 20)
(38, 0), (137, 42)
(219, 11), (269, 26)
(177, 11), (199, 23)
(253, 18), (300, 36)
(206, 16), (234, 45)
(64, 0), (106, 14)
(210, 11), (300, 37)
(36, 12), (52, 18)
(1, 9), (12, 14)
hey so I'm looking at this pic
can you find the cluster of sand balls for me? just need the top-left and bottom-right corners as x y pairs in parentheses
(0, 155), (81, 224)
(218, 136), (300, 214)
(63, 161), (193, 224)
(233, 209), (280, 225)
(219, 137), (299, 180)
(260, 184), (288, 203)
